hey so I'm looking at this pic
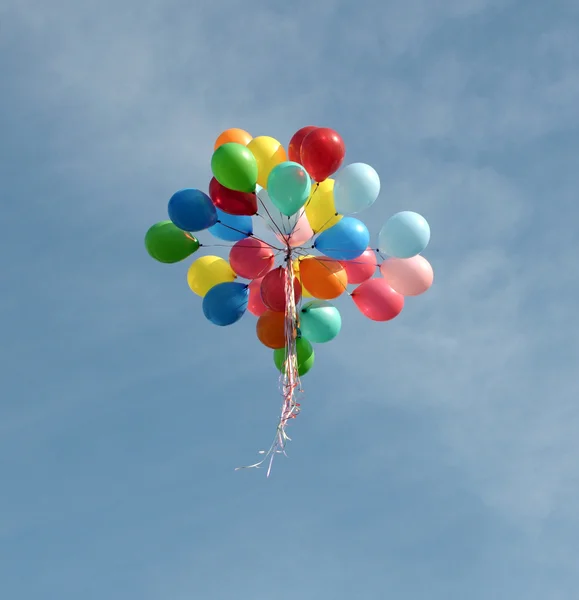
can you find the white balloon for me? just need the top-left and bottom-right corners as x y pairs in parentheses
(257, 188), (301, 236)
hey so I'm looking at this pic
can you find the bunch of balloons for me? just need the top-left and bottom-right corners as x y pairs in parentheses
(145, 126), (433, 470)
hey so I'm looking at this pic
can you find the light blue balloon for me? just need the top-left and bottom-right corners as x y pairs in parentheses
(266, 161), (312, 217)
(168, 188), (218, 232)
(314, 217), (370, 260)
(208, 208), (253, 242)
(300, 300), (342, 343)
(333, 163), (380, 214)
(378, 211), (430, 258)
(202, 282), (249, 326)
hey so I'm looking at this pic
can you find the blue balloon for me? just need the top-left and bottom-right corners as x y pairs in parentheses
(208, 208), (253, 242)
(378, 211), (430, 258)
(333, 163), (380, 214)
(168, 188), (218, 232)
(202, 282), (249, 326)
(314, 217), (370, 260)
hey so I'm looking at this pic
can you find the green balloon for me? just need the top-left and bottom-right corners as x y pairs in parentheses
(211, 143), (258, 192)
(273, 337), (315, 377)
(299, 300), (342, 343)
(145, 220), (200, 263)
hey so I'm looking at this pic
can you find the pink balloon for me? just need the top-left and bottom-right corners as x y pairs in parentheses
(351, 278), (404, 321)
(380, 255), (433, 296)
(248, 277), (267, 316)
(275, 211), (314, 247)
(260, 267), (302, 312)
(229, 238), (275, 279)
(341, 248), (376, 284)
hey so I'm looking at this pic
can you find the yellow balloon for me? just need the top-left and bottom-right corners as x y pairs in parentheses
(187, 255), (235, 297)
(247, 136), (287, 188)
(292, 256), (314, 298)
(304, 179), (343, 233)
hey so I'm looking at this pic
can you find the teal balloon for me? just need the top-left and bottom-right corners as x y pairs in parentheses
(378, 211), (430, 258)
(266, 161), (312, 216)
(299, 300), (342, 343)
(333, 163), (380, 214)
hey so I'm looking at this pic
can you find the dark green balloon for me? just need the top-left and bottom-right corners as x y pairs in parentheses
(145, 220), (200, 263)
(211, 142), (258, 192)
(273, 337), (315, 377)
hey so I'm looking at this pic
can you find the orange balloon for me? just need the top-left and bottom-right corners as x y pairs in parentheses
(292, 256), (314, 298)
(214, 128), (253, 150)
(300, 256), (347, 300)
(256, 310), (286, 349)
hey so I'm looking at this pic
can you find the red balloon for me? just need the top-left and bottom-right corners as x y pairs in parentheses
(288, 126), (318, 163)
(260, 266), (302, 312)
(340, 248), (377, 284)
(351, 278), (404, 321)
(300, 127), (346, 182)
(248, 277), (268, 316)
(229, 238), (275, 279)
(209, 177), (258, 216)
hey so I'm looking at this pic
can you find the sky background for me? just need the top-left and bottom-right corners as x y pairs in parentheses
(2, 0), (579, 598)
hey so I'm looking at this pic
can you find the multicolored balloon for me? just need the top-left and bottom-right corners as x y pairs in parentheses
(145, 125), (435, 474)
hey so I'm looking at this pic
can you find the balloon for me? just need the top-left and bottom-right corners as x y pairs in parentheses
(168, 188), (218, 232)
(304, 179), (342, 233)
(202, 281), (249, 326)
(299, 300), (342, 343)
(187, 255), (236, 297)
(340, 248), (376, 284)
(275, 211), (313, 247)
(288, 126), (318, 163)
(247, 277), (268, 316)
(292, 257), (314, 298)
(378, 211), (430, 258)
(266, 161), (312, 217)
(208, 209), (253, 242)
(300, 127), (345, 182)
(247, 136), (287, 188)
(145, 221), (200, 263)
(314, 217), (370, 260)
(351, 278), (404, 321)
(214, 128), (252, 150)
(209, 177), (258, 216)
(299, 256), (347, 300)
(211, 143), (258, 193)
(273, 337), (314, 376)
(380, 256), (434, 296)
(256, 309), (286, 349)
(229, 238), (275, 279)
(333, 163), (380, 214)
(260, 267), (302, 312)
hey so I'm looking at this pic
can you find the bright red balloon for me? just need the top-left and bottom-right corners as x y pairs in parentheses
(209, 177), (258, 216)
(351, 277), (404, 321)
(248, 277), (267, 316)
(300, 127), (346, 182)
(288, 126), (318, 163)
(260, 267), (302, 312)
(229, 238), (275, 279)
(341, 248), (377, 284)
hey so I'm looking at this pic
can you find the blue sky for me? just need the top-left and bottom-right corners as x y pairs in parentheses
(2, 0), (579, 598)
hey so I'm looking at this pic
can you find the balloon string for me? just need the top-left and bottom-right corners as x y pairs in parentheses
(236, 247), (302, 476)
(256, 196), (287, 240)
